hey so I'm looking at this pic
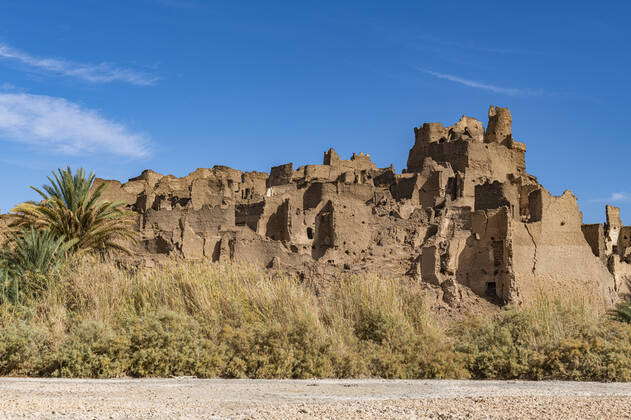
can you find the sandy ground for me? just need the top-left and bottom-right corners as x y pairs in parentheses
(0, 378), (630, 419)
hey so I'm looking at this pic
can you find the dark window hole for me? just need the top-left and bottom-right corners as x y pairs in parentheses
(485, 282), (497, 297)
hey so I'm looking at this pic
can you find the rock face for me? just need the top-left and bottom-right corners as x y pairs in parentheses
(87, 105), (621, 306)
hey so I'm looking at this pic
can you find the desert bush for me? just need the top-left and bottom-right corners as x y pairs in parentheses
(454, 311), (546, 379)
(125, 310), (226, 378)
(37, 320), (129, 378)
(322, 275), (468, 379)
(455, 292), (631, 381)
(0, 321), (48, 376)
(541, 324), (631, 381)
(218, 320), (334, 378)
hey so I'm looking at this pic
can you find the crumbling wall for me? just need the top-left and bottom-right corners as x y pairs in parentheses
(406, 109), (526, 208)
(268, 163), (294, 187)
(582, 206), (631, 298)
(511, 190), (616, 306)
(474, 181), (513, 212)
(582, 224), (606, 264)
(459, 207), (514, 303)
(485, 105), (513, 144)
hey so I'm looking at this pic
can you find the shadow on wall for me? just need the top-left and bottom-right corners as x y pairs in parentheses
(312, 201), (334, 260)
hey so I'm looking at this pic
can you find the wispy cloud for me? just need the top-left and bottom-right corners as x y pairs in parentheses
(420, 69), (544, 96)
(416, 35), (543, 56)
(0, 43), (158, 86)
(154, 0), (201, 8)
(0, 93), (150, 158)
(590, 192), (631, 203)
(0, 82), (20, 91)
(611, 193), (629, 202)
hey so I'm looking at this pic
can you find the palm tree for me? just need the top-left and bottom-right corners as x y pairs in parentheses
(10, 167), (137, 255)
(1, 228), (76, 275)
(0, 228), (76, 303)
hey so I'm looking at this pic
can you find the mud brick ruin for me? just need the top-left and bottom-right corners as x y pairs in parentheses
(67, 106), (631, 305)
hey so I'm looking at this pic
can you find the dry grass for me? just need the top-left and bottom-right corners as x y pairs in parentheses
(0, 257), (630, 380)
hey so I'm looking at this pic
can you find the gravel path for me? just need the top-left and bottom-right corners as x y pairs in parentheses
(0, 378), (630, 419)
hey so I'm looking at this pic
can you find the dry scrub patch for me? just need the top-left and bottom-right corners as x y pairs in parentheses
(0, 259), (630, 380)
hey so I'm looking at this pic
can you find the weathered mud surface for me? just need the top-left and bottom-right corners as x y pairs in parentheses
(0, 378), (630, 419)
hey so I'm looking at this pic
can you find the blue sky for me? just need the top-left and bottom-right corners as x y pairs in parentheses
(0, 0), (628, 223)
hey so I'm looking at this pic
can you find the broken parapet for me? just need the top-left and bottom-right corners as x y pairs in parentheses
(451, 116), (484, 142)
(606, 205), (622, 255)
(413, 122), (449, 144)
(323, 148), (376, 172)
(582, 205), (631, 296)
(582, 223), (607, 264)
(407, 108), (527, 208)
(64, 105), (620, 309)
(268, 163), (294, 187)
(323, 148), (341, 165)
(485, 105), (512, 144)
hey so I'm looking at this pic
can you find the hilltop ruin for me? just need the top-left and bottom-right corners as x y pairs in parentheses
(85, 106), (628, 306)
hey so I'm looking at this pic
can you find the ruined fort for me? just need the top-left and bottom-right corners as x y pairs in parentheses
(76, 106), (630, 306)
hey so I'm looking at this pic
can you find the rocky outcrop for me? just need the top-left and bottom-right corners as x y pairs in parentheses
(87, 105), (620, 307)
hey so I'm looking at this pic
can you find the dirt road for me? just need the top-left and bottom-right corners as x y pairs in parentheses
(0, 378), (630, 419)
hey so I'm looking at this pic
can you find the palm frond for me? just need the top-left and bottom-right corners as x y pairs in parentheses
(1, 228), (75, 276)
(9, 167), (137, 256)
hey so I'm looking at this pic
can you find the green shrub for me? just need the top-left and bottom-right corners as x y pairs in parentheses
(0, 269), (18, 305)
(37, 320), (129, 378)
(542, 325), (631, 381)
(322, 275), (467, 379)
(126, 310), (226, 378)
(610, 301), (631, 324)
(219, 320), (334, 379)
(0, 321), (48, 376)
(455, 303), (631, 382)
(454, 311), (546, 379)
